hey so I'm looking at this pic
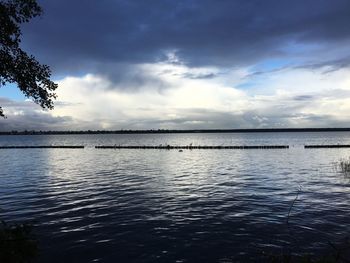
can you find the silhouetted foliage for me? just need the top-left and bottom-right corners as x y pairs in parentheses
(0, 0), (57, 117)
(338, 158), (350, 175)
(0, 220), (37, 262)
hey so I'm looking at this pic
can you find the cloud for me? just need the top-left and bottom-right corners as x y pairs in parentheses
(2, 64), (350, 130)
(292, 95), (315, 101)
(294, 56), (350, 73)
(20, 0), (350, 81)
(39, 65), (350, 130)
(96, 62), (172, 92)
(0, 98), (74, 131)
(181, 72), (217, 80)
(1, 57), (350, 131)
(3, 1), (350, 130)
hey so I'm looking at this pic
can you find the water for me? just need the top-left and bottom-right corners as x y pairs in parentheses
(0, 132), (350, 262)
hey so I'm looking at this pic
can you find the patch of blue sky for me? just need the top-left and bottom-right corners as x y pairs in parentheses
(235, 59), (288, 91)
(0, 83), (26, 101)
(236, 81), (258, 90)
(235, 58), (294, 95)
(250, 58), (292, 73)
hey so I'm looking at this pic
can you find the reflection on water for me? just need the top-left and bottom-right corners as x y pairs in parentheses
(1, 131), (350, 147)
(0, 132), (350, 262)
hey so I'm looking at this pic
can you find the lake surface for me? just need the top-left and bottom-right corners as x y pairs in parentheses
(1, 132), (350, 262)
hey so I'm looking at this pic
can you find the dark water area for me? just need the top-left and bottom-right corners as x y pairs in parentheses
(0, 132), (350, 262)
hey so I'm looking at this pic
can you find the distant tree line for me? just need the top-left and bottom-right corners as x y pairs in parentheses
(1, 128), (350, 135)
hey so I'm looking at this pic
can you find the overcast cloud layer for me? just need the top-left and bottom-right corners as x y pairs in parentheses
(1, 0), (350, 130)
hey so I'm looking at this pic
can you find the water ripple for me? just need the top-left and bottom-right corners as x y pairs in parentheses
(1, 133), (350, 262)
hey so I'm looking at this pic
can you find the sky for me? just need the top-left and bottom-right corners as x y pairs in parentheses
(1, 0), (350, 131)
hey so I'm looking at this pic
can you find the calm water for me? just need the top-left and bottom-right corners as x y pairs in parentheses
(1, 132), (350, 262)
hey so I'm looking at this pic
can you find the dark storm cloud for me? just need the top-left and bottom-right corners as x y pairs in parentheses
(244, 66), (289, 79)
(180, 72), (217, 80)
(294, 56), (350, 73)
(97, 63), (171, 92)
(244, 56), (350, 79)
(21, 0), (350, 80)
(292, 95), (315, 101)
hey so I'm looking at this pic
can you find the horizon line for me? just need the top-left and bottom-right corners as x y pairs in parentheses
(1, 127), (350, 135)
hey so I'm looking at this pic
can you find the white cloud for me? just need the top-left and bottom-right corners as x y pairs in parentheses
(51, 63), (250, 129)
(1, 62), (350, 130)
(49, 61), (350, 129)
